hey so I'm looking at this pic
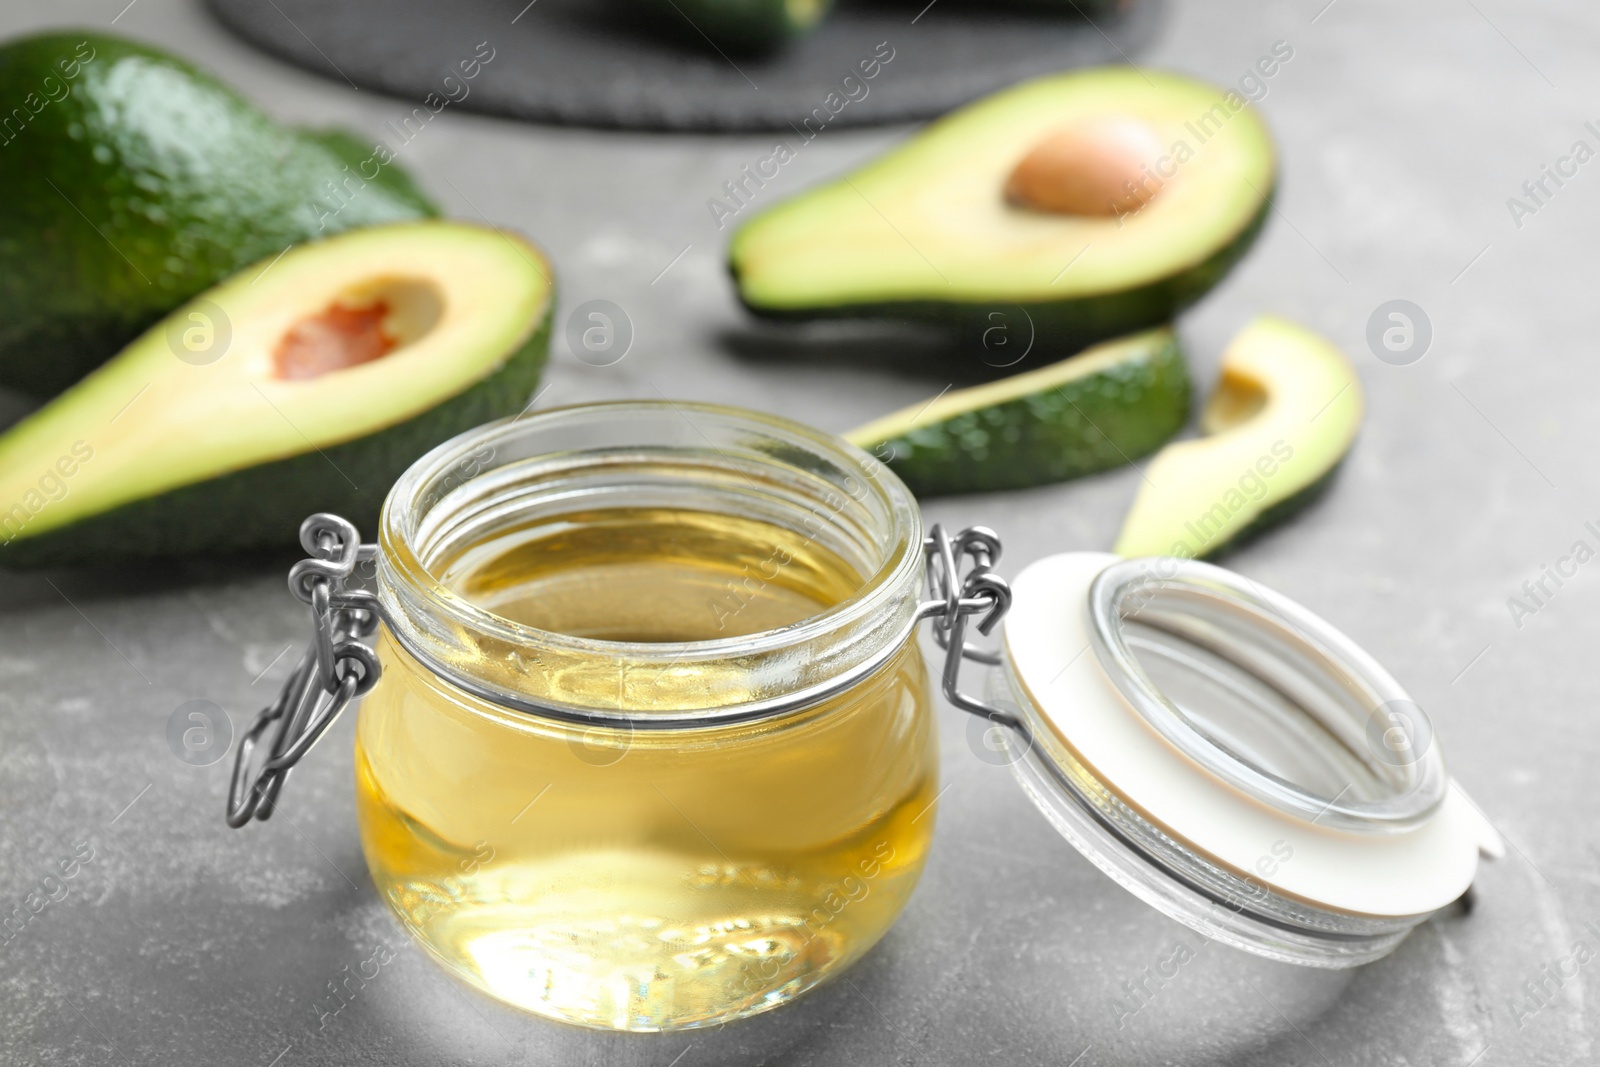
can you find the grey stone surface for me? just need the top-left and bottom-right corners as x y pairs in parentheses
(0, 1), (1594, 1064)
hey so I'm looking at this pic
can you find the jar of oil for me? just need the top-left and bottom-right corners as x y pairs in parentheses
(231, 391), (1506, 1018)
(231, 400), (1492, 1017)
(356, 402), (936, 1031)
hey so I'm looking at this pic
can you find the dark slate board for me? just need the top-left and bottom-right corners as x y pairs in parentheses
(206, 0), (1163, 132)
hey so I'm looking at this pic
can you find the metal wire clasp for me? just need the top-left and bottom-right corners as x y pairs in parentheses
(917, 524), (1019, 731)
(226, 514), (383, 828)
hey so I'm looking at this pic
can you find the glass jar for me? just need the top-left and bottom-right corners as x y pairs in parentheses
(362, 401), (932, 1031)
(228, 401), (1495, 1033)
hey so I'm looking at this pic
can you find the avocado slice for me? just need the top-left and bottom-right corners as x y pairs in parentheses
(729, 68), (1274, 353)
(0, 221), (553, 567)
(0, 32), (438, 397)
(1113, 316), (1362, 559)
(846, 328), (1189, 496)
(642, 0), (834, 53)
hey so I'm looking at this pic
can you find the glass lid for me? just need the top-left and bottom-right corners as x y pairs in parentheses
(994, 552), (1499, 968)
(1084, 557), (1447, 834)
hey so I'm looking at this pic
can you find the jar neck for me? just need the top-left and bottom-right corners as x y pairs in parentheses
(375, 401), (924, 726)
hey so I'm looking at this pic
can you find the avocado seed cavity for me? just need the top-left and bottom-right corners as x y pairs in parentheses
(1200, 367), (1268, 435)
(1004, 117), (1166, 217)
(273, 277), (443, 381)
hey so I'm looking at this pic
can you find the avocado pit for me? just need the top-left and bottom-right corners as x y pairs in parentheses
(272, 277), (444, 381)
(1004, 117), (1166, 217)
(274, 301), (396, 380)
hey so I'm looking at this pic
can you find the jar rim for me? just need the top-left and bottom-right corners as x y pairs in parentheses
(375, 400), (926, 723)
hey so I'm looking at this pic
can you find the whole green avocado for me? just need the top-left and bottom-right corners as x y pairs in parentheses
(0, 32), (437, 396)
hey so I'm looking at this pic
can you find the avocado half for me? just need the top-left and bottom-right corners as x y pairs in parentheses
(0, 221), (553, 567)
(846, 327), (1189, 496)
(730, 68), (1275, 352)
(642, 0), (835, 54)
(1114, 316), (1362, 559)
(0, 32), (438, 396)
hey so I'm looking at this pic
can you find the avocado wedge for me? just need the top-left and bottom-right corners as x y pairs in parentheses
(0, 32), (437, 397)
(730, 68), (1274, 353)
(643, 0), (834, 53)
(846, 328), (1188, 496)
(0, 221), (553, 567)
(1114, 316), (1362, 559)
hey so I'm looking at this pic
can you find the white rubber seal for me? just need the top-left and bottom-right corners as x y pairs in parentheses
(1003, 551), (1499, 918)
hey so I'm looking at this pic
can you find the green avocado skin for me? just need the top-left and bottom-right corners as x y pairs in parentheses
(872, 332), (1190, 498)
(0, 32), (437, 397)
(298, 128), (437, 210)
(0, 315), (550, 568)
(738, 193), (1271, 355)
(1202, 460), (1344, 561)
(643, 0), (834, 54)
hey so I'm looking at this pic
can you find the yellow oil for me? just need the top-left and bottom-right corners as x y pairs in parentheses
(355, 507), (937, 1031)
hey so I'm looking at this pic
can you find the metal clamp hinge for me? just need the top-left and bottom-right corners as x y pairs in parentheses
(226, 514), (383, 828)
(916, 524), (1020, 731)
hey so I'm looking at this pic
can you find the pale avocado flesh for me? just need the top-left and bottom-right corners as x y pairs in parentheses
(0, 222), (554, 566)
(0, 33), (438, 396)
(1113, 316), (1363, 559)
(847, 328), (1189, 496)
(731, 68), (1276, 351)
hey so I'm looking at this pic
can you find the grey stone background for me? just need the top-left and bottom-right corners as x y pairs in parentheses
(0, 1), (1594, 1065)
